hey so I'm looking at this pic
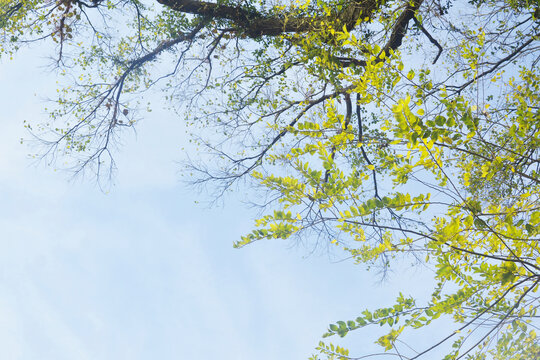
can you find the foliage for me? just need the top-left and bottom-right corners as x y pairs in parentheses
(2, 0), (539, 358)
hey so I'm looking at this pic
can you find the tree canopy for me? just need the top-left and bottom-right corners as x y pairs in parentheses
(1, 0), (539, 358)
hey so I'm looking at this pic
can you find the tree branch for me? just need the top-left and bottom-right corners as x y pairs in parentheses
(412, 15), (442, 64)
(156, 0), (382, 37)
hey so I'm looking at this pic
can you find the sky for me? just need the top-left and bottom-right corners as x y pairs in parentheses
(0, 47), (438, 359)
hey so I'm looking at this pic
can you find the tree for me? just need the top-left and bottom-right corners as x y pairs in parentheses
(2, 0), (539, 358)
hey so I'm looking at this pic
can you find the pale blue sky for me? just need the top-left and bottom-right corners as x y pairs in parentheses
(0, 48), (437, 359)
